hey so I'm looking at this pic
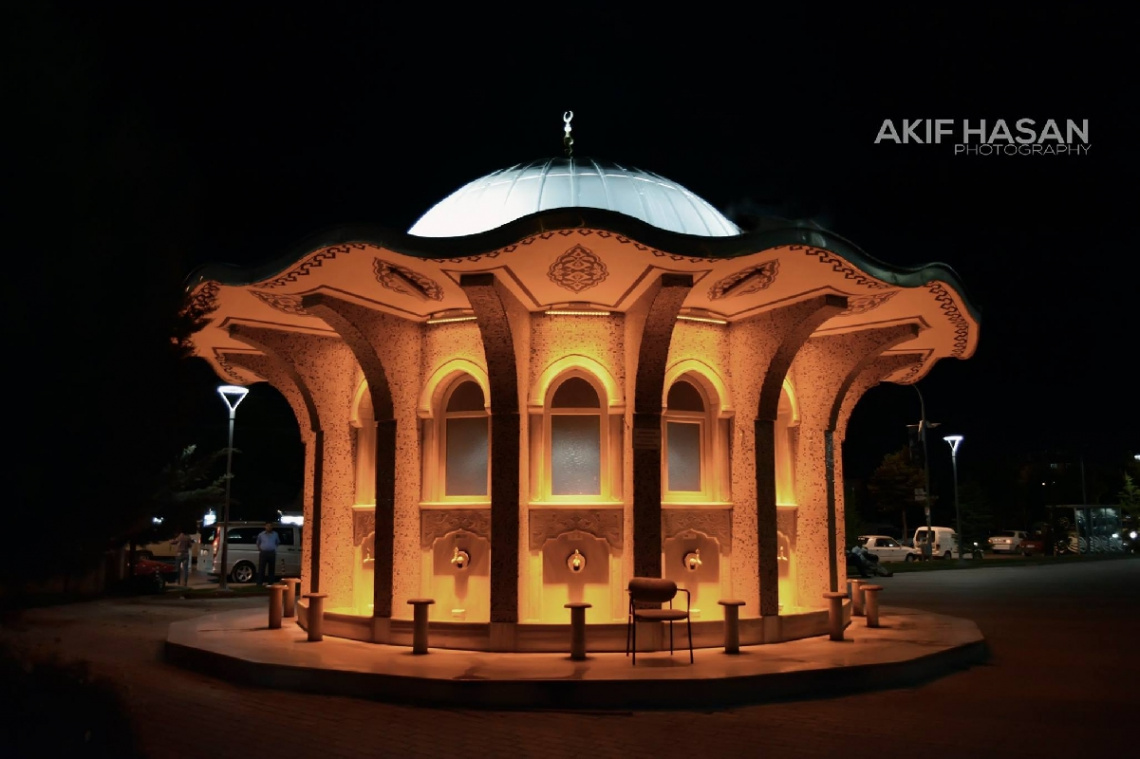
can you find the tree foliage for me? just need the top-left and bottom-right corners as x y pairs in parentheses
(5, 2), (215, 595)
(1119, 474), (1140, 519)
(867, 447), (925, 536)
(139, 445), (228, 539)
(953, 479), (994, 548)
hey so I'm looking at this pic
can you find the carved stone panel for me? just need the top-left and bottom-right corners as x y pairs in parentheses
(374, 259), (444, 301)
(420, 509), (491, 549)
(529, 509), (622, 551)
(662, 509), (732, 549)
(707, 261), (778, 300)
(353, 508), (376, 546)
(547, 244), (608, 293)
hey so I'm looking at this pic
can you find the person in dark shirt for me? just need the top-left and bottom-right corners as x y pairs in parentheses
(255, 523), (280, 585)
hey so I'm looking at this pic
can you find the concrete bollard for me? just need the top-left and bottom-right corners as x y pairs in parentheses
(407, 598), (435, 654)
(282, 577), (300, 618)
(303, 593), (329, 641)
(861, 584), (883, 628)
(717, 599), (747, 654)
(268, 583), (287, 629)
(823, 591), (848, 641)
(564, 602), (592, 660)
(848, 578), (865, 617)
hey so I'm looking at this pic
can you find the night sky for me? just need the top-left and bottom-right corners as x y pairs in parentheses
(11, 4), (1136, 519)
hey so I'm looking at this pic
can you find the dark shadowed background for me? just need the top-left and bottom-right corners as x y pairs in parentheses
(6, 3), (1135, 556)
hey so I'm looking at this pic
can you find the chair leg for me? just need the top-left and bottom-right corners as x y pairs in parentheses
(632, 616), (637, 665)
(669, 619), (675, 655)
(625, 605), (632, 658)
(687, 614), (693, 663)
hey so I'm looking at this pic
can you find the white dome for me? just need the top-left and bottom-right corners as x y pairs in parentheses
(408, 157), (741, 238)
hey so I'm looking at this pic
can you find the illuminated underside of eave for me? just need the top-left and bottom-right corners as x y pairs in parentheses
(188, 224), (979, 388)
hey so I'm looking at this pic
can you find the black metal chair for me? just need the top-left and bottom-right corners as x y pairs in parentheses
(625, 577), (693, 665)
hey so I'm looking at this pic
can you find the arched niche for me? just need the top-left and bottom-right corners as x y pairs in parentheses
(426, 528), (490, 622)
(538, 530), (613, 621)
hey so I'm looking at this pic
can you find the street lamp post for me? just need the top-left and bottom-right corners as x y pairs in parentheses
(911, 386), (939, 561)
(943, 434), (964, 559)
(217, 385), (250, 591)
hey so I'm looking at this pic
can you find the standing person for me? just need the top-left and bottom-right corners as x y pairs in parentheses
(255, 523), (280, 586)
(170, 530), (194, 586)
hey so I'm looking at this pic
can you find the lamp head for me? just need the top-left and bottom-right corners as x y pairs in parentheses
(942, 434), (964, 455)
(217, 384), (250, 413)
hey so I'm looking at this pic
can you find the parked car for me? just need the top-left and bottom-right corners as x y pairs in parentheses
(1021, 528), (1048, 556)
(210, 521), (303, 583)
(987, 529), (1028, 554)
(857, 535), (919, 562)
(913, 526), (961, 559)
(1020, 525), (1074, 556)
(132, 556), (178, 592)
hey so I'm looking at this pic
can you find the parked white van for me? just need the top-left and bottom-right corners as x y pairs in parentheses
(210, 521), (303, 583)
(913, 526), (960, 559)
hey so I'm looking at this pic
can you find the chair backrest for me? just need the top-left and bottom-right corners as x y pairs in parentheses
(628, 577), (678, 604)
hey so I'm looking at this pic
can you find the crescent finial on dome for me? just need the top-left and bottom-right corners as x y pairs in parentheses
(563, 111), (574, 157)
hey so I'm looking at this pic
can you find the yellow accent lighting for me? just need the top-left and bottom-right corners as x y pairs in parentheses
(676, 314), (727, 325)
(427, 315), (478, 325)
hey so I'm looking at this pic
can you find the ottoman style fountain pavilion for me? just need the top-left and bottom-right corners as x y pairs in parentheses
(185, 114), (979, 652)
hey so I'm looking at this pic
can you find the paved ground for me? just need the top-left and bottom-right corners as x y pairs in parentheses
(3, 558), (1137, 758)
(164, 600), (984, 710)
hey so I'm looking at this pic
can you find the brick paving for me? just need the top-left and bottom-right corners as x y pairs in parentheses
(3, 558), (1137, 758)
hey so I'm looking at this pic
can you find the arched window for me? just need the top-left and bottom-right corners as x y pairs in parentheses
(353, 385), (376, 506)
(549, 376), (602, 496)
(775, 384), (796, 505)
(662, 373), (730, 503)
(664, 380), (705, 494)
(441, 379), (489, 497)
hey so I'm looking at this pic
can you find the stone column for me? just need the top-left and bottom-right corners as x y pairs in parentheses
(461, 274), (521, 624)
(632, 274), (692, 578)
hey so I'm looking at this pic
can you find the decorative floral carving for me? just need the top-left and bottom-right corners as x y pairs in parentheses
(547, 244), (609, 293)
(373, 259), (444, 301)
(529, 510), (622, 551)
(662, 510), (732, 548)
(420, 510), (490, 548)
(707, 261), (779, 300)
(188, 281), (219, 314)
(250, 291), (308, 315)
(839, 291), (897, 315)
